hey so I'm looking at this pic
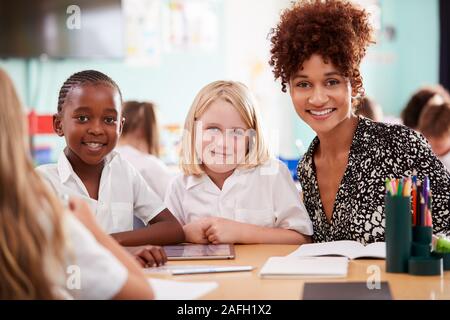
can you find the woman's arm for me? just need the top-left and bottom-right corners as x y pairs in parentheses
(69, 197), (154, 300)
(111, 208), (185, 246)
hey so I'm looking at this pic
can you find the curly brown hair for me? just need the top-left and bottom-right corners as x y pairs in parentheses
(269, 0), (374, 96)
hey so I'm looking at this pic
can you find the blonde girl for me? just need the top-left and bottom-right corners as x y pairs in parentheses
(165, 80), (313, 244)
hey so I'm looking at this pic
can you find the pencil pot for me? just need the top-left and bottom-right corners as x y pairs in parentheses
(411, 226), (433, 257)
(411, 243), (431, 257)
(408, 256), (442, 276)
(385, 195), (412, 273)
(431, 252), (450, 271)
(443, 253), (450, 271)
(412, 226), (432, 244)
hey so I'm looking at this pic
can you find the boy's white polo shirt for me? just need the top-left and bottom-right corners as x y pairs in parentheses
(164, 158), (313, 235)
(36, 150), (166, 234)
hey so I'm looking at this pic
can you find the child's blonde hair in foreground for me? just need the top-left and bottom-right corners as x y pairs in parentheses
(180, 80), (269, 176)
(0, 69), (66, 299)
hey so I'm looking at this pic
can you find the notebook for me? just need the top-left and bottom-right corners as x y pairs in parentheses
(259, 256), (349, 279)
(302, 282), (392, 300)
(288, 241), (386, 260)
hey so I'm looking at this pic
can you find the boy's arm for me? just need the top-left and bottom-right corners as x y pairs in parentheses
(111, 208), (185, 246)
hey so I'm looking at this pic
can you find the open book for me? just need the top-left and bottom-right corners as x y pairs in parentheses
(288, 241), (386, 260)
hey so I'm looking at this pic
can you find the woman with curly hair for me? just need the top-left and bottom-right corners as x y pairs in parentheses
(269, 0), (450, 243)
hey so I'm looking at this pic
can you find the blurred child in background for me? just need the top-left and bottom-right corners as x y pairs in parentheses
(116, 101), (173, 200)
(401, 85), (450, 130)
(418, 101), (450, 171)
(355, 96), (383, 122)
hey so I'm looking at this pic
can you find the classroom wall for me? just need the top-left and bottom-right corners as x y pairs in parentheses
(362, 0), (439, 117)
(0, 0), (440, 162)
(0, 0), (227, 163)
(0, 1), (226, 124)
(223, 0), (297, 158)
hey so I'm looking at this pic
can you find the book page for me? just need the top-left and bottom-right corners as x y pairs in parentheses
(362, 242), (386, 259)
(289, 241), (368, 259)
(288, 241), (386, 259)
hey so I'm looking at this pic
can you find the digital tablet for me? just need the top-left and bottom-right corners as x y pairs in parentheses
(163, 244), (235, 260)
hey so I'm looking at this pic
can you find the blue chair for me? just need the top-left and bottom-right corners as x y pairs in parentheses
(278, 156), (301, 181)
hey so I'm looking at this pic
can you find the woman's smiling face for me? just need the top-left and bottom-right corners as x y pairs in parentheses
(289, 54), (353, 134)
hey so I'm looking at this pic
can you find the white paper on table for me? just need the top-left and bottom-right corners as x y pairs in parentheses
(147, 278), (218, 300)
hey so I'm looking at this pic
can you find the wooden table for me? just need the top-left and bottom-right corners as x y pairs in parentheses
(148, 244), (450, 300)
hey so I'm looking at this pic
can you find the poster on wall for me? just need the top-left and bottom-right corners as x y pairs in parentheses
(162, 0), (219, 53)
(124, 0), (161, 66)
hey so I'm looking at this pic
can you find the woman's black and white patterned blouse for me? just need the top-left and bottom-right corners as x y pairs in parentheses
(298, 116), (450, 244)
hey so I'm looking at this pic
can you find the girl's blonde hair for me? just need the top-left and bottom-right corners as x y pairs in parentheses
(180, 80), (269, 175)
(0, 69), (66, 299)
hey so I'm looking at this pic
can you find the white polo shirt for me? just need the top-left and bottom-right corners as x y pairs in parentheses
(439, 152), (450, 172)
(36, 151), (166, 234)
(60, 214), (129, 299)
(115, 145), (174, 200)
(164, 158), (313, 235)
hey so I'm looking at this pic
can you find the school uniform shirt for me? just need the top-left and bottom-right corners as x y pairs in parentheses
(115, 145), (174, 200)
(298, 116), (450, 244)
(438, 151), (450, 172)
(164, 158), (313, 235)
(36, 150), (166, 234)
(56, 214), (129, 299)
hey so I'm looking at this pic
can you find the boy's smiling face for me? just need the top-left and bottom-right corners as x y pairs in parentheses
(54, 83), (123, 166)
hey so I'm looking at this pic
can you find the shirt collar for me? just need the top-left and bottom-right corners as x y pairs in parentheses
(185, 174), (208, 190)
(57, 149), (119, 184)
(185, 164), (256, 190)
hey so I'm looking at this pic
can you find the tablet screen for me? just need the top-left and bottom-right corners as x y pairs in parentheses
(163, 244), (235, 260)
